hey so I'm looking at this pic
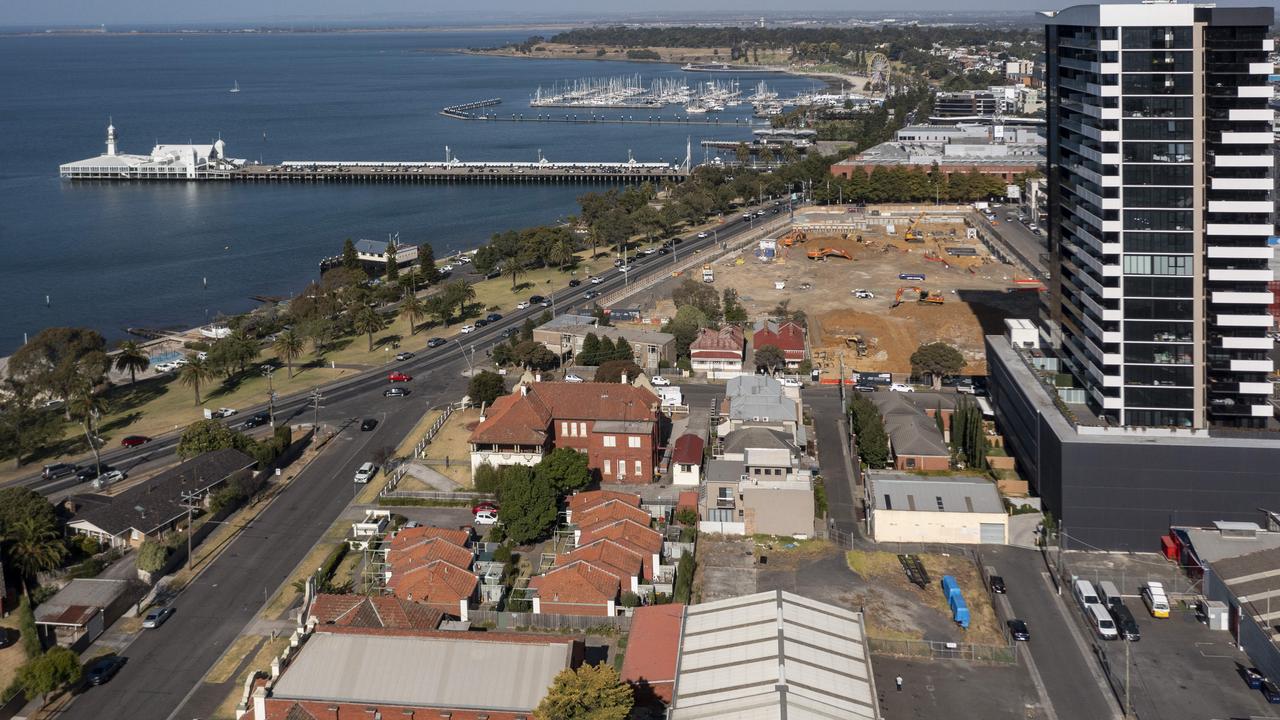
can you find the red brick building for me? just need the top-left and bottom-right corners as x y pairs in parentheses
(382, 526), (477, 618)
(752, 320), (807, 368)
(468, 382), (662, 484)
(306, 594), (444, 631)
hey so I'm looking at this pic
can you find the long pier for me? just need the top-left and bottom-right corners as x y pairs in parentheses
(236, 161), (687, 184)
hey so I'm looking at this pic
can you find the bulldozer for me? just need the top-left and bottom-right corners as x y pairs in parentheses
(780, 229), (808, 247)
(903, 211), (928, 243)
(807, 247), (853, 261)
(892, 286), (945, 308)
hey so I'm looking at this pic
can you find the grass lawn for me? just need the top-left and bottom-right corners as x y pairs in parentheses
(399, 408), (480, 489)
(208, 635), (290, 720)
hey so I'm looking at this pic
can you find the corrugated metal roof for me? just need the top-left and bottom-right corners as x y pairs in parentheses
(869, 472), (1004, 514)
(671, 590), (878, 720)
(271, 632), (570, 711)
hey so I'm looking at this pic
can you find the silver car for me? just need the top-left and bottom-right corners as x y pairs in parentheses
(142, 607), (175, 629)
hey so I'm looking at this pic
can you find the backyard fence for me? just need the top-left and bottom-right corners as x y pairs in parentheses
(468, 609), (632, 632)
(381, 489), (496, 503)
(412, 403), (456, 460)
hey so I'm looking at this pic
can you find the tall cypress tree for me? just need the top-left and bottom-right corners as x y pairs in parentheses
(419, 244), (442, 285)
(342, 238), (359, 270)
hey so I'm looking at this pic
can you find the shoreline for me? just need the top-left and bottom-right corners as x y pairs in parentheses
(0, 24), (577, 38)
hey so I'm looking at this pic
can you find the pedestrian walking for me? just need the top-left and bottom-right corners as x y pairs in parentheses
(895, 676), (903, 692)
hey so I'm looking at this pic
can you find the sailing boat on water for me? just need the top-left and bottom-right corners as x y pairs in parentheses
(230, 81), (240, 94)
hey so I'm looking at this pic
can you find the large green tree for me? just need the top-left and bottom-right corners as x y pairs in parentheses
(16, 646), (83, 704)
(7, 327), (107, 407)
(0, 396), (63, 468)
(754, 344), (785, 374)
(113, 341), (150, 385)
(848, 395), (890, 468)
(534, 664), (634, 720)
(341, 238), (360, 270)
(419, 244), (442, 285)
(176, 419), (255, 459)
(468, 371), (506, 406)
(534, 447), (592, 495)
(496, 466), (558, 545)
(910, 342), (965, 389)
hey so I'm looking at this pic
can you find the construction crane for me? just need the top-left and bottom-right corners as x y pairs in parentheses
(806, 247), (853, 261)
(892, 286), (945, 308)
(903, 211), (928, 243)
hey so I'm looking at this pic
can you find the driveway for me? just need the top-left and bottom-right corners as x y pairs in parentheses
(803, 386), (860, 535)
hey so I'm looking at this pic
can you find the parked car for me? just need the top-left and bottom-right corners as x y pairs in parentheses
(120, 435), (152, 447)
(889, 383), (915, 393)
(990, 576), (1007, 594)
(75, 465), (109, 482)
(42, 463), (78, 480)
(93, 469), (126, 488)
(515, 301), (530, 310)
(617, 265), (633, 273)
(242, 413), (271, 428)
(779, 378), (804, 388)
(0, 628), (18, 649)
(1110, 603), (1141, 641)
(853, 385), (877, 393)
(427, 338), (447, 348)
(388, 372), (412, 383)
(395, 351), (415, 361)
(473, 509), (499, 526)
(460, 324), (476, 334)
(590, 276), (605, 284)
(354, 462), (378, 484)
(209, 407), (237, 419)
(472, 501), (499, 515)
(697, 231), (709, 239)
(486, 312), (503, 322)
(383, 387), (409, 398)
(142, 607), (176, 629)
(86, 656), (127, 686)
(474, 319), (490, 328)
(650, 376), (671, 386)
(360, 418), (378, 431)
(1263, 679), (1280, 704)
(568, 279), (581, 287)
(852, 289), (875, 299)
(500, 327), (518, 339)
(1007, 619), (1031, 641)
(564, 374), (585, 383)
(529, 295), (548, 306)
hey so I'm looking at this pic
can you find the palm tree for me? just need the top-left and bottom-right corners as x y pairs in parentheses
(352, 305), (385, 353)
(782, 143), (800, 164)
(68, 379), (106, 477)
(5, 515), (67, 596)
(443, 280), (476, 322)
(735, 142), (751, 166)
(273, 330), (305, 378)
(114, 341), (149, 385)
(548, 234), (577, 270)
(401, 292), (426, 335)
(177, 356), (212, 406)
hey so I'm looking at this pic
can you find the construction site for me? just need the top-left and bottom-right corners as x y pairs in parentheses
(710, 206), (1043, 378)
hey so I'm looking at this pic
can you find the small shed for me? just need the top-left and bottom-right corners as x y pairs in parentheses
(868, 471), (1008, 544)
(34, 578), (131, 650)
(671, 434), (705, 487)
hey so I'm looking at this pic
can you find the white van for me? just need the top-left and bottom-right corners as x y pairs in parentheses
(1088, 603), (1119, 640)
(1074, 579), (1100, 608)
(354, 462), (378, 484)
(1097, 581), (1122, 610)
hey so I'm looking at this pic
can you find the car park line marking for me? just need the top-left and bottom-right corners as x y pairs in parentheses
(1039, 571), (1124, 720)
(1194, 642), (1234, 659)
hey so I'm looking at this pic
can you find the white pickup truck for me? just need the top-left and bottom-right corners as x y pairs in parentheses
(702, 264), (714, 283)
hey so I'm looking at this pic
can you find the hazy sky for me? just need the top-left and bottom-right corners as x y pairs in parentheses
(3, 0), (1050, 27)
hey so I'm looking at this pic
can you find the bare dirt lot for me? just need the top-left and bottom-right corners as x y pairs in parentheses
(712, 217), (1040, 377)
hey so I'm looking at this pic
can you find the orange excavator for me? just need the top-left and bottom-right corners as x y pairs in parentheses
(780, 229), (808, 247)
(892, 286), (945, 308)
(807, 247), (853, 261)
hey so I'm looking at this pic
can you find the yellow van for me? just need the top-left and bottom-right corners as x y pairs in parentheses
(1142, 582), (1170, 618)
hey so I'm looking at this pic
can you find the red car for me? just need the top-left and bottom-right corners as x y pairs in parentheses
(120, 435), (151, 447)
(388, 372), (412, 383)
(472, 501), (499, 515)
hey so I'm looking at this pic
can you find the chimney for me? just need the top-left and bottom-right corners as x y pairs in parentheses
(520, 385), (528, 397)
(621, 372), (628, 385)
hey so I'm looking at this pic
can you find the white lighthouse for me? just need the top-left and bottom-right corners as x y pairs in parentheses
(105, 121), (117, 157)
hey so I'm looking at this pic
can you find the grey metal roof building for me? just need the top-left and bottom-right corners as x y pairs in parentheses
(868, 472), (1004, 514)
(670, 590), (879, 719)
(269, 631), (573, 713)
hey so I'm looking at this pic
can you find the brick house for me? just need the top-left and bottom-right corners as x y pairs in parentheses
(382, 526), (478, 619)
(306, 594), (444, 631)
(468, 382), (661, 484)
(689, 326), (745, 379)
(529, 560), (624, 616)
(752, 320), (807, 369)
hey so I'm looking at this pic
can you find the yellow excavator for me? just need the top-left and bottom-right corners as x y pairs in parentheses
(892, 286), (945, 308)
(903, 212), (928, 242)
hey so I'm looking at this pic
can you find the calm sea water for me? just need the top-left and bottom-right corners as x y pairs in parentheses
(0, 31), (820, 353)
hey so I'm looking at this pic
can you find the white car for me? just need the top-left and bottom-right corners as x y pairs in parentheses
(650, 376), (671, 386)
(889, 383), (915, 393)
(564, 373), (585, 383)
(460, 324), (476, 334)
(779, 378), (804, 388)
(92, 469), (126, 489)
(640, 247), (657, 255)
(590, 276), (605, 284)
(852, 289), (874, 299)
(354, 462), (378, 484)
(473, 509), (499, 526)
(697, 232), (709, 239)
(441, 264), (455, 272)
(617, 265), (633, 273)
(154, 362), (176, 373)
(515, 301), (530, 310)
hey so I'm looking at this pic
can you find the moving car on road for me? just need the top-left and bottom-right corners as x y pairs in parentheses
(383, 387), (410, 398)
(564, 374), (585, 383)
(486, 312), (503, 322)
(889, 384), (915, 393)
(460, 324), (476, 334)
(120, 435), (151, 447)
(242, 413), (271, 428)
(42, 463), (77, 480)
(395, 351), (415, 361)
(388, 372), (412, 383)
(650, 376), (671, 386)
(142, 607), (175, 629)
(354, 462), (378, 484)
(360, 418), (378, 431)
(590, 276), (605, 284)
(427, 338), (447, 348)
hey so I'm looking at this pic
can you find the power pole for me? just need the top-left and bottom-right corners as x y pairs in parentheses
(309, 389), (323, 431)
(180, 489), (202, 571)
(262, 365), (276, 428)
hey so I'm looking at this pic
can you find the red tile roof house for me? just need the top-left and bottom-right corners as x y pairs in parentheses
(752, 320), (807, 369)
(671, 433), (705, 486)
(245, 625), (585, 720)
(306, 594), (444, 631)
(468, 381), (662, 484)
(621, 604), (684, 708)
(689, 325), (746, 379)
(381, 526), (478, 620)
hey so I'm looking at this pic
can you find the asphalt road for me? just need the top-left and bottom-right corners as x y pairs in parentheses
(984, 545), (1120, 720)
(803, 385), (860, 535)
(50, 202), (785, 720)
(973, 211), (1049, 278)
